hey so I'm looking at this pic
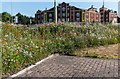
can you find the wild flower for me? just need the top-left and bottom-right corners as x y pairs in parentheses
(1, 23), (119, 76)
(35, 46), (39, 49)
(16, 50), (19, 54)
(5, 35), (8, 37)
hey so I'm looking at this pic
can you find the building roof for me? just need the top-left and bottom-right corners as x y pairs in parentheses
(36, 10), (41, 13)
(87, 5), (98, 12)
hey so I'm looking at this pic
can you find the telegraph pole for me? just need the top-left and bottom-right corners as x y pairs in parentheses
(103, 0), (105, 24)
(11, 0), (13, 24)
(54, 0), (57, 24)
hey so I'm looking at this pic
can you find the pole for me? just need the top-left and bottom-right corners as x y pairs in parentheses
(54, 0), (57, 24)
(103, 0), (105, 24)
(11, 0), (13, 23)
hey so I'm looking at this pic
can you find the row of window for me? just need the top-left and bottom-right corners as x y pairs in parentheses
(54, 13), (80, 17)
(101, 19), (109, 21)
(38, 18), (108, 23)
(58, 7), (70, 11)
(38, 13), (111, 20)
(38, 13), (81, 18)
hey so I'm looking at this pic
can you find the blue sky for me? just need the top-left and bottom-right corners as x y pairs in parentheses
(1, 2), (119, 17)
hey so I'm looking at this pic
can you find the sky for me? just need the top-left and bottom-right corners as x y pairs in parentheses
(1, 1), (119, 17)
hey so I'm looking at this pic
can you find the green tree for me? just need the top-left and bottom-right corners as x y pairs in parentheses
(16, 13), (32, 25)
(0, 13), (2, 21)
(2, 12), (11, 22)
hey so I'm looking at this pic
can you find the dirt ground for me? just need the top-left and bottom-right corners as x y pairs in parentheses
(74, 44), (119, 59)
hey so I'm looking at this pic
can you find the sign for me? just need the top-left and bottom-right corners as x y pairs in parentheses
(15, 16), (18, 23)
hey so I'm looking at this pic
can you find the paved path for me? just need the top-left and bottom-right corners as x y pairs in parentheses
(19, 55), (118, 77)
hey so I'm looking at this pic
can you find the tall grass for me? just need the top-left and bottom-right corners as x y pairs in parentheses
(0, 23), (119, 76)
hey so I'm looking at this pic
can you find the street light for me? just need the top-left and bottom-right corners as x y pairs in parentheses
(54, 0), (57, 24)
(11, 0), (13, 24)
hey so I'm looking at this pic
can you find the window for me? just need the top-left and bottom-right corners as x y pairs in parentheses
(86, 14), (89, 18)
(42, 14), (43, 17)
(106, 14), (108, 17)
(86, 13), (88, 16)
(67, 18), (69, 22)
(58, 18), (61, 22)
(101, 19), (103, 21)
(96, 15), (99, 17)
(58, 14), (60, 17)
(91, 14), (94, 18)
(42, 20), (43, 23)
(67, 8), (70, 10)
(49, 19), (52, 22)
(38, 20), (40, 24)
(62, 7), (66, 11)
(76, 13), (80, 17)
(101, 15), (103, 17)
(62, 13), (66, 17)
(91, 19), (94, 22)
(86, 13), (89, 17)
(58, 8), (61, 10)
(62, 18), (65, 22)
(76, 18), (80, 21)
(67, 13), (69, 16)
(49, 14), (52, 17)
(38, 15), (40, 18)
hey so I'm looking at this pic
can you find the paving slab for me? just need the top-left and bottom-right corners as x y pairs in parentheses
(15, 55), (118, 77)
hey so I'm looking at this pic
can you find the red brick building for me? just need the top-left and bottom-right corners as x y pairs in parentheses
(35, 2), (118, 24)
(99, 5), (117, 23)
(86, 5), (100, 23)
(35, 2), (85, 24)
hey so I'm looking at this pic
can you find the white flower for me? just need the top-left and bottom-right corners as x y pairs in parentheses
(35, 46), (39, 48)
(5, 35), (8, 37)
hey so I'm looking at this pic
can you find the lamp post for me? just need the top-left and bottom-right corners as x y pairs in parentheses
(11, 0), (13, 24)
(54, 0), (57, 24)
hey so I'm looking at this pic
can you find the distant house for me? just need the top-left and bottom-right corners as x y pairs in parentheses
(35, 2), (85, 24)
(86, 5), (100, 23)
(99, 4), (117, 23)
(35, 2), (118, 24)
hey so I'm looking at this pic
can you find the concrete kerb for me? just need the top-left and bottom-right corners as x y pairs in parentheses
(7, 54), (59, 79)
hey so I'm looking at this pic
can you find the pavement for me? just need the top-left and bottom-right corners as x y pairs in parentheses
(16, 55), (118, 77)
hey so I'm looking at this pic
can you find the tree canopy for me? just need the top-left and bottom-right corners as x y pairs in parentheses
(2, 12), (11, 23)
(1, 12), (35, 25)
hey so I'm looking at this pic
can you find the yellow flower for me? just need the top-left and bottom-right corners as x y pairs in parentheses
(41, 42), (44, 47)
(18, 46), (20, 49)
(30, 48), (32, 50)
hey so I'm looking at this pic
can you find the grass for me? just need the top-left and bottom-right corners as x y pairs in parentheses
(72, 44), (118, 59)
(0, 23), (119, 77)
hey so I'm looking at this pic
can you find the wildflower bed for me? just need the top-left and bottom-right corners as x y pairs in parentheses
(0, 23), (119, 77)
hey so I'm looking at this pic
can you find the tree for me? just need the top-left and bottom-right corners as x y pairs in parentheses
(16, 13), (32, 25)
(2, 12), (11, 22)
(0, 13), (2, 21)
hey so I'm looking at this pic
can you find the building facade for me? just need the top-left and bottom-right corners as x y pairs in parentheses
(86, 5), (100, 23)
(35, 2), (118, 24)
(99, 5), (117, 23)
(35, 2), (85, 24)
